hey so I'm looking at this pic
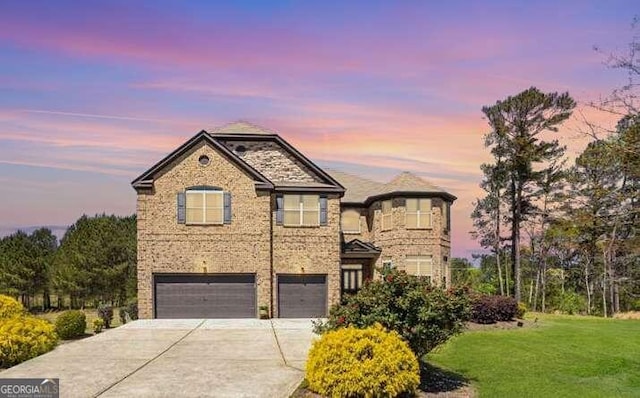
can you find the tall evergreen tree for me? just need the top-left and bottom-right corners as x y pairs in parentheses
(479, 87), (575, 301)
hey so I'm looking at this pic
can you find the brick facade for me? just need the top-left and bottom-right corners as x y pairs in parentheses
(134, 124), (454, 319)
(136, 141), (272, 318)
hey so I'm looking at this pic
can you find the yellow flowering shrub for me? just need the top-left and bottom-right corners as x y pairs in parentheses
(0, 316), (59, 368)
(306, 324), (419, 397)
(0, 295), (25, 319)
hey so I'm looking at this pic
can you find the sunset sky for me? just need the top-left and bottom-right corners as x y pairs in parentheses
(0, 1), (635, 258)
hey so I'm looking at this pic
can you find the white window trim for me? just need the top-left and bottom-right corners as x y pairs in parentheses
(185, 190), (224, 225)
(283, 194), (320, 227)
(406, 198), (432, 229)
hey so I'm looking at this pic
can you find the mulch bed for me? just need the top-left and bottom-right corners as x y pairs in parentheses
(465, 318), (538, 331)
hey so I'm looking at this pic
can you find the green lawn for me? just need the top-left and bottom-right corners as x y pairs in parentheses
(427, 313), (640, 397)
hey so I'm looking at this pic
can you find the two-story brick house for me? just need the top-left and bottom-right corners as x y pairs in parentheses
(132, 122), (455, 319)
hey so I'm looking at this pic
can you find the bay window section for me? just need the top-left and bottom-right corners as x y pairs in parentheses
(381, 200), (393, 230)
(406, 198), (432, 229)
(404, 255), (433, 283)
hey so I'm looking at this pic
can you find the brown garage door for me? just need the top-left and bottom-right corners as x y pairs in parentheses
(278, 274), (327, 318)
(154, 274), (256, 319)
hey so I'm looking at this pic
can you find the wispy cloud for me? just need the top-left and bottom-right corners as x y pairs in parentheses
(20, 109), (177, 123)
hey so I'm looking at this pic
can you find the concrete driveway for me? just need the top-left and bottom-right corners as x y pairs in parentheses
(0, 319), (317, 397)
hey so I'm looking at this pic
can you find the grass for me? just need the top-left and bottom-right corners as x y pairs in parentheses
(426, 313), (640, 397)
(35, 308), (123, 336)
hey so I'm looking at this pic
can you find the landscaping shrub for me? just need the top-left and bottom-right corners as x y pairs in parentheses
(118, 302), (138, 324)
(0, 316), (58, 368)
(314, 268), (470, 358)
(306, 324), (419, 397)
(517, 302), (527, 319)
(93, 318), (105, 333)
(97, 305), (114, 328)
(126, 302), (138, 321)
(0, 295), (25, 319)
(470, 294), (518, 324)
(55, 310), (86, 339)
(494, 295), (518, 321)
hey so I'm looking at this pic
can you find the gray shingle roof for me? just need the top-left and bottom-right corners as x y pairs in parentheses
(383, 171), (443, 192)
(327, 169), (455, 204)
(209, 121), (277, 135)
(326, 170), (384, 203)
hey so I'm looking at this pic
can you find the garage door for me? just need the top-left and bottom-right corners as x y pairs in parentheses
(278, 274), (327, 318)
(154, 274), (256, 319)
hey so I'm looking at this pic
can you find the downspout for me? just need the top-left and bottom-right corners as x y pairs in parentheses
(270, 194), (275, 319)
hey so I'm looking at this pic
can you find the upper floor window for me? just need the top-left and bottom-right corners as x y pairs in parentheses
(381, 200), (393, 230)
(406, 198), (432, 229)
(405, 255), (433, 283)
(186, 190), (223, 224)
(341, 210), (361, 233)
(443, 202), (451, 232)
(284, 194), (319, 226)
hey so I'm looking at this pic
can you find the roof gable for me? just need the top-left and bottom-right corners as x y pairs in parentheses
(342, 238), (381, 258)
(132, 125), (345, 194)
(131, 130), (273, 191)
(210, 125), (344, 194)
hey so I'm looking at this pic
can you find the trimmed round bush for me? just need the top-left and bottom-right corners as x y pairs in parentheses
(0, 316), (59, 368)
(0, 295), (25, 319)
(55, 310), (87, 339)
(306, 324), (420, 397)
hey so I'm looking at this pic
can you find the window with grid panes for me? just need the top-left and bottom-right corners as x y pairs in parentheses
(406, 198), (432, 228)
(186, 190), (223, 224)
(283, 194), (319, 226)
(404, 255), (433, 283)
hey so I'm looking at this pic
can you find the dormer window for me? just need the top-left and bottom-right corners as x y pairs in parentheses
(406, 198), (432, 229)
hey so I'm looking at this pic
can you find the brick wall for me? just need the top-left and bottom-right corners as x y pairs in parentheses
(137, 141), (271, 319)
(367, 197), (451, 287)
(271, 195), (342, 317)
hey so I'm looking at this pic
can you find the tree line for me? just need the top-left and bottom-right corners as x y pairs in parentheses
(467, 27), (639, 316)
(0, 214), (136, 310)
